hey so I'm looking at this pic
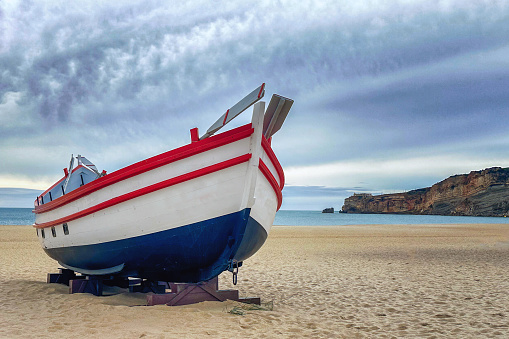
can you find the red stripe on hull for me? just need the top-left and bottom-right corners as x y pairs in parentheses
(34, 154), (252, 229)
(34, 124), (254, 214)
(261, 136), (285, 189)
(258, 159), (283, 211)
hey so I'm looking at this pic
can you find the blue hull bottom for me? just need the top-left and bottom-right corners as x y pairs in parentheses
(44, 209), (268, 282)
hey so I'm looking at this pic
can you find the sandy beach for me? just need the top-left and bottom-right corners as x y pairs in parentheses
(1, 223), (508, 338)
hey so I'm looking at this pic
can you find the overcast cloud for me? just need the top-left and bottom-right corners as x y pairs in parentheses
(1, 0), (509, 209)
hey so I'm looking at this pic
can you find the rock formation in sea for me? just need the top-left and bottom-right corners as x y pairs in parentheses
(342, 167), (509, 217)
(322, 207), (334, 213)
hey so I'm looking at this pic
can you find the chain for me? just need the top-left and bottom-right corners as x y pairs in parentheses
(228, 259), (239, 285)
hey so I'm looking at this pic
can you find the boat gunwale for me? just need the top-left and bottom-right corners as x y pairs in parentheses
(33, 123), (286, 229)
(37, 165), (90, 202)
(34, 123), (254, 214)
(34, 154), (253, 229)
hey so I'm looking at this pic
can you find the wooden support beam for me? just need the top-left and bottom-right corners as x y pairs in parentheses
(46, 270), (261, 306)
(146, 276), (260, 307)
(129, 280), (166, 294)
(47, 268), (77, 285)
(69, 277), (103, 296)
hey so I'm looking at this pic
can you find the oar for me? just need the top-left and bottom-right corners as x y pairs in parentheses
(200, 83), (266, 139)
(262, 94), (294, 139)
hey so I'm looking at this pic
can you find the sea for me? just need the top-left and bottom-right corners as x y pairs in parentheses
(0, 208), (36, 226)
(2, 207), (509, 226)
(274, 210), (509, 226)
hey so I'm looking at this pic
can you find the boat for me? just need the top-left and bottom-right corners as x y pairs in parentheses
(33, 84), (293, 283)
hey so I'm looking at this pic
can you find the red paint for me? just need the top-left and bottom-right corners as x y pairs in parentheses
(258, 159), (282, 211)
(64, 168), (69, 176)
(190, 127), (199, 142)
(34, 124), (254, 214)
(261, 136), (285, 189)
(257, 83), (265, 98)
(222, 110), (229, 125)
(34, 154), (252, 229)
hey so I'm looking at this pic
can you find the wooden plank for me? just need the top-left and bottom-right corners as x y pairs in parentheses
(46, 268), (76, 285)
(200, 83), (265, 139)
(69, 278), (103, 296)
(262, 94), (293, 139)
(166, 285), (198, 306)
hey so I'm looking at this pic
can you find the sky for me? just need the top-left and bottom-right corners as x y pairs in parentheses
(1, 0), (509, 210)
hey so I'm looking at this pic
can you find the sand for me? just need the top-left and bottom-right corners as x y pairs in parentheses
(1, 223), (509, 338)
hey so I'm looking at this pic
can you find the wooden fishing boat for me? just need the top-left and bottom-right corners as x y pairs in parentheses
(33, 84), (293, 284)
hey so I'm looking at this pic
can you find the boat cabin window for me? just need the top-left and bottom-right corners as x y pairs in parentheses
(41, 229), (45, 239)
(51, 227), (56, 237)
(39, 155), (102, 204)
(63, 223), (69, 235)
(36, 229), (39, 237)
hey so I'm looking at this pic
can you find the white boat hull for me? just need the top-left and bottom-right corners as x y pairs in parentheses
(33, 102), (285, 282)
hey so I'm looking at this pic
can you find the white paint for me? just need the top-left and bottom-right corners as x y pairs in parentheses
(38, 105), (282, 250)
(36, 137), (250, 224)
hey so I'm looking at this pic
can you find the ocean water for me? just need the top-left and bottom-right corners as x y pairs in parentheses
(0, 208), (35, 225)
(2, 208), (509, 226)
(273, 210), (509, 226)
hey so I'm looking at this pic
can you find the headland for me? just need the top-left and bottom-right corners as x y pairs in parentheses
(343, 167), (509, 217)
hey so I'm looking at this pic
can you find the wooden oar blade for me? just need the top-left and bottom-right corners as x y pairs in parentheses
(200, 83), (265, 139)
(263, 94), (293, 139)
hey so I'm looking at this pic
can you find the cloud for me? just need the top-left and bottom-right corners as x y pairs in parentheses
(2, 0), (509, 209)
(280, 185), (372, 211)
(0, 188), (43, 208)
(4, 0), (506, 129)
(273, 43), (509, 168)
(284, 154), (509, 192)
(281, 152), (509, 210)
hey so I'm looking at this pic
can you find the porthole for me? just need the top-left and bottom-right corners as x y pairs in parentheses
(63, 223), (69, 235)
(51, 227), (56, 237)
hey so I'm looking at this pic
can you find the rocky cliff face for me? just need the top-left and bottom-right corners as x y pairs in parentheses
(342, 167), (509, 217)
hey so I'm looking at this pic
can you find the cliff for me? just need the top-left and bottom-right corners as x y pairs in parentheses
(342, 167), (509, 217)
